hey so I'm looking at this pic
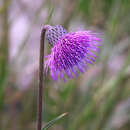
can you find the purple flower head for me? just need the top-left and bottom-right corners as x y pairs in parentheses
(45, 25), (102, 81)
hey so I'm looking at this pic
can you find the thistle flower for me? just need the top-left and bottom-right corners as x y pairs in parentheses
(45, 25), (102, 81)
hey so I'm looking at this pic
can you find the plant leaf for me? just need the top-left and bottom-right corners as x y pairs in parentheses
(42, 112), (68, 130)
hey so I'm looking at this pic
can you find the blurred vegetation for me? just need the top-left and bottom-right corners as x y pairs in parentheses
(0, 0), (130, 130)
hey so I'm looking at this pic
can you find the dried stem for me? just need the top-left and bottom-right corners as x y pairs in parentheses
(37, 26), (47, 130)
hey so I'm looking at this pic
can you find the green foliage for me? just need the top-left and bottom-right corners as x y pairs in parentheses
(42, 113), (68, 130)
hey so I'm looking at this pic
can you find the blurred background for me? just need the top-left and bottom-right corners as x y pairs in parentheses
(0, 0), (130, 130)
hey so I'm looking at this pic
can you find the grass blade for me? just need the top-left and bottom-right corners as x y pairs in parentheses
(42, 112), (68, 130)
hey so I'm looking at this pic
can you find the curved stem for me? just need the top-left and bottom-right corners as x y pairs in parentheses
(37, 27), (47, 130)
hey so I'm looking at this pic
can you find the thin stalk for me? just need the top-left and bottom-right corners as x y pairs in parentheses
(37, 27), (47, 130)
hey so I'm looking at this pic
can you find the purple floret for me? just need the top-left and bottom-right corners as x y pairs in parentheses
(45, 25), (102, 81)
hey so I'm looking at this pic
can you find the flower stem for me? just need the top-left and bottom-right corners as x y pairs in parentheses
(37, 27), (47, 130)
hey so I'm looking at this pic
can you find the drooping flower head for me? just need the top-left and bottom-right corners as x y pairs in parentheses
(44, 25), (102, 81)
